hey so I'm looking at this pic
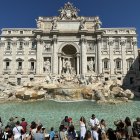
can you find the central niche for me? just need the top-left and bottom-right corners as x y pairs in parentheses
(62, 45), (77, 55)
(61, 45), (77, 74)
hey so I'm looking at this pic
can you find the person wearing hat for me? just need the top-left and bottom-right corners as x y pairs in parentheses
(89, 114), (99, 128)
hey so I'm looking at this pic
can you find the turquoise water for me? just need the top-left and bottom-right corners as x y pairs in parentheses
(0, 100), (140, 131)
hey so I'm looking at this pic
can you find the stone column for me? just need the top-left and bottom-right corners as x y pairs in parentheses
(97, 35), (102, 74)
(108, 38), (114, 75)
(23, 41), (29, 75)
(11, 41), (17, 75)
(0, 41), (5, 75)
(58, 56), (62, 75)
(120, 39), (127, 75)
(81, 35), (87, 75)
(77, 54), (80, 75)
(52, 35), (58, 75)
(36, 36), (43, 75)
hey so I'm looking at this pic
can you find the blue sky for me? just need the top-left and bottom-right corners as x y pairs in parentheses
(0, 0), (139, 46)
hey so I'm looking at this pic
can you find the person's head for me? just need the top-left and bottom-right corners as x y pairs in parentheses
(107, 128), (117, 140)
(84, 130), (92, 140)
(136, 117), (140, 122)
(0, 117), (1, 122)
(51, 127), (54, 131)
(31, 121), (37, 129)
(16, 121), (20, 126)
(101, 119), (105, 125)
(68, 125), (75, 132)
(37, 125), (42, 133)
(80, 116), (86, 124)
(125, 117), (131, 124)
(5, 125), (10, 131)
(59, 125), (64, 131)
(125, 120), (131, 126)
(21, 118), (25, 122)
(91, 114), (95, 119)
(64, 116), (68, 122)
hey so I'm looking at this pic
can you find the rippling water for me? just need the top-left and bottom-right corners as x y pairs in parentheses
(0, 100), (140, 131)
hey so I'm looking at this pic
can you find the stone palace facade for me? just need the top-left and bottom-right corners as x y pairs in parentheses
(0, 2), (139, 87)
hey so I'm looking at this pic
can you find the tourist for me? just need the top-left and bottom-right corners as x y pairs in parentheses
(13, 121), (24, 140)
(7, 117), (15, 130)
(20, 118), (28, 140)
(59, 125), (67, 140)
(125, 121), (133, 140)
(49, 127), (55, 140)
(33, 125), (45, 140)
(84, 130), (94, 140)
(89, 114), (99, 129)
(91, 126), (99, 140)
(80, 116), (86, 140)
(100, 119), (108, 140)
(106, 128), (117, 140)
(30, 121), (37, 138)
(61, 116), (70, 130)
(3, 125), (13, 140)
(67, 124), (76, 140)
(0, 117), (3, 139)
(133, 117), (140, 138)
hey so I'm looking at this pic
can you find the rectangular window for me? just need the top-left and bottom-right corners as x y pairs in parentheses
(103, 41), (107, 49)
(17, 78), (21, 85)
(116, 61), (121, 69)
(32, 42), (37, 49)
(20, 31), (23, 34)
(104, 61), (108, 69)
(31, 62), (34, 70)
(105, 77), (109, 81)
(115, 41), (119, 49)
(126, 41), (131, 49)
(7, 42), (11, 50)
(6, 62), (10, 69)
(18, 62), (22, 70)
(19, 42), (23, 50)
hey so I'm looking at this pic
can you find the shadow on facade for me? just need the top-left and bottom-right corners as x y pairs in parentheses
(122, 55), (140, 94)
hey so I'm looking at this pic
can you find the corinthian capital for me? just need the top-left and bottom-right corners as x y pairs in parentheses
(132, 41), (137, 46)
(120, 40), (126, 46)
(108, 40), (114, 46)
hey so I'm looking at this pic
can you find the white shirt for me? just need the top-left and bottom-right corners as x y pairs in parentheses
(13, 126), (23, 139)
(91, 130), (98, 140)
(90, 118), (99, 127)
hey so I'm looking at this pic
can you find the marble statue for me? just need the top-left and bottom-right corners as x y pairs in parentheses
(94, 16), (102, 29)
(44, 59), (51, 73)
(87, 58), (95, 71)
(52, 18), (57, 30)
(80, 17), (85, 29)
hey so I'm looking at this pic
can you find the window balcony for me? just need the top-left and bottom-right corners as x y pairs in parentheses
(16, 69), (23, 74)
(102, 68), (110, 74)
(3, 69), (11, 74)
(114, 68), (122, 74)
(28, 69), (36, 74)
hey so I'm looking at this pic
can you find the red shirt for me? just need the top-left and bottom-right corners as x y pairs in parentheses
(20, 121), (28, 133)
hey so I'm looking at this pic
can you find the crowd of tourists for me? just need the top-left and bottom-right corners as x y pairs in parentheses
(0, 114), (140, 140)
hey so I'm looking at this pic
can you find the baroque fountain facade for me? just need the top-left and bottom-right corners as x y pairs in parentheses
(0, 2), (139, 103)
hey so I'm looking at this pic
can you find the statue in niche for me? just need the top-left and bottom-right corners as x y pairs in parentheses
(80, 17), (85, 29)
(87, 58), (95, 72)
(63, 58), (72, 74)
(94, 16), (102, 29)
(44, 44), (50, 52)
(44, 59), (51, 73)
(52, 18), (57, 30)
